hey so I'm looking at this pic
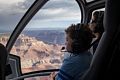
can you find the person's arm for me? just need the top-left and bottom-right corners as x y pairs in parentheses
(49, 72), (57, 80)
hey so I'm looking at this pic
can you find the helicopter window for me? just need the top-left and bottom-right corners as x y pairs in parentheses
(0, 0), (35, 46)
(10, 0), (81, 77)
(93, 8), (105, 12)
(25, 76), (49, 80)
(86, 0), (95, 3)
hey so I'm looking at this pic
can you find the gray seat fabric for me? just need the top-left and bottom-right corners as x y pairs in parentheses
(0, 43), (8, 80)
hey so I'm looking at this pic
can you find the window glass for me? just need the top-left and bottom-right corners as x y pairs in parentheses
(86, 0), (95, 3)
(25, 76), (49, 80)
(0, 0), (35, 46)
(11, 0), (81, 74)
(93, 8), (105, 12)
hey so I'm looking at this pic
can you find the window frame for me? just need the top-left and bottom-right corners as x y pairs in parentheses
(6, 0), (84, 77)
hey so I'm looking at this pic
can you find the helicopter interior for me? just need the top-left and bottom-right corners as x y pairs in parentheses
(0, 0), (120, 80)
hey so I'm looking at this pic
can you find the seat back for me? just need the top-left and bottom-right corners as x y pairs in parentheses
(0, 43), (8, 80)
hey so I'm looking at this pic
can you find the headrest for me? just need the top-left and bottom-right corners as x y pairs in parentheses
(0, 43), (8, 65)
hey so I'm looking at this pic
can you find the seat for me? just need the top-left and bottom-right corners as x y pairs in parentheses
(0, 43), (8, 80)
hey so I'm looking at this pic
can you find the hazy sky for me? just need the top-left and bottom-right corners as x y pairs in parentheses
(0, 0), (81, 31)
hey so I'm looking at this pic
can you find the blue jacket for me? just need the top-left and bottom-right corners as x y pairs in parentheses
(55, 51), (92, 80)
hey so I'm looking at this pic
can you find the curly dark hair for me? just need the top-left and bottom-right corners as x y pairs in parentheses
(65, 23), (94, 53)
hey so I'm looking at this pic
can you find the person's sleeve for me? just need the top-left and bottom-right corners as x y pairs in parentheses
(55, 70), (73, 80)
(55, 58), (74, 80)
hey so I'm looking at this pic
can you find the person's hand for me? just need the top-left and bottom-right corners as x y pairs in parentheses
(49, 72), (56, 80)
